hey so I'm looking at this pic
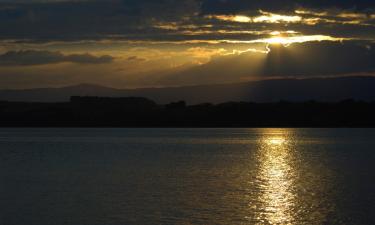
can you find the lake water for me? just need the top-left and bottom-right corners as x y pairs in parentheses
(1, 128), (375, 225)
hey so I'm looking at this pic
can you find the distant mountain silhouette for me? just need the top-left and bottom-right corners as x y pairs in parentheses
(0, 76), (375, 103)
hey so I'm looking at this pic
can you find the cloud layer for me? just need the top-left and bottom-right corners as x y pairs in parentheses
(0, 0), (374, 89)
(0, 0), (374, 42)
(0, 50), (114, 65)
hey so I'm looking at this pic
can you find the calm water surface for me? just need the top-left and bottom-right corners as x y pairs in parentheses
(1, 128), (375, 225)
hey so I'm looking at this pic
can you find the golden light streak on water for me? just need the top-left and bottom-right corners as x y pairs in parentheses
(255, 130), (296, 224)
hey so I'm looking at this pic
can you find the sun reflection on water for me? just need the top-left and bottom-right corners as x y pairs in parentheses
(255, 130), (296, 224)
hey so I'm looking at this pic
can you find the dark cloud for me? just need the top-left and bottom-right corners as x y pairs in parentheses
(264, 41), (375, 76)
(161, 41), (375, 85)
(201, 0), (375, 15)
(0, 0), (199, 41)
(0, 50), (114, 65)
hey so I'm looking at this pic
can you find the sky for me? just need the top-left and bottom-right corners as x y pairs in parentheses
(0, 0), (374, 89)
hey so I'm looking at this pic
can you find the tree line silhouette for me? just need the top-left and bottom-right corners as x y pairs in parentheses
(0, 96), (374, 127)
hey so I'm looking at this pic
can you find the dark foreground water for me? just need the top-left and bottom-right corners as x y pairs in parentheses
(1, 128), (375, 225)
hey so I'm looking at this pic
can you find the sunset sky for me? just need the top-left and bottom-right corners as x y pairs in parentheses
(0, 0), (374, 89)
